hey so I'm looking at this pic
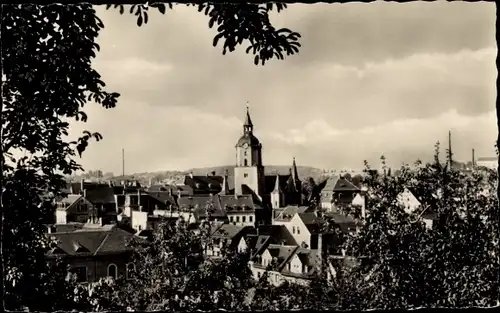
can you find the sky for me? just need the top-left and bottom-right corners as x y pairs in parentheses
(68, 2), (497, 174)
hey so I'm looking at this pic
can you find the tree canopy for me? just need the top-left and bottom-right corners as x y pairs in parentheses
(0, 3), (301, 311)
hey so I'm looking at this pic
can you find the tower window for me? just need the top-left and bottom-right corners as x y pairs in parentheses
(244, 159), (248, 166)
(244, 173), (248, 178)
(244, 151), (247, 156)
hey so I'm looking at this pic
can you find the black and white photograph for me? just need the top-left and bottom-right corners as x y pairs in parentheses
(1, 1), (498, 311)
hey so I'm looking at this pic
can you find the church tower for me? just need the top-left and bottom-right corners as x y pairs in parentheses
(234, 105), (265, 200)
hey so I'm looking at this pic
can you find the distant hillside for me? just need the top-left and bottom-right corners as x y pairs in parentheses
(69, 165), (325, 186)
(186, 165), (324, 182)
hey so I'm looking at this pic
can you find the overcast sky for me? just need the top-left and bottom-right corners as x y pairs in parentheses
(69, 2), (497, 174)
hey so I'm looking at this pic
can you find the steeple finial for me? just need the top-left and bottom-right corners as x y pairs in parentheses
(243, 101), (253, 133)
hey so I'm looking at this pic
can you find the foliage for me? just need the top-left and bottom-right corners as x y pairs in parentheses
(106, 3), (301, 66)
(341, 143), (500, 309)
(1, 3), (119, 310)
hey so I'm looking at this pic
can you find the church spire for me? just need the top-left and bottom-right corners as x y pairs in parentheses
(219, 169), (231, 195)
(243, 102), (253, 134)
(273, 172), (281, 193)
(292, 157), (299, 181)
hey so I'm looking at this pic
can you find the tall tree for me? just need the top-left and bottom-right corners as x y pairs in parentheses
(1, 3), (301, 311)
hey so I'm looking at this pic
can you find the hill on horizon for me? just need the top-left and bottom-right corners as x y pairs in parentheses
(69, 165), (326, 186)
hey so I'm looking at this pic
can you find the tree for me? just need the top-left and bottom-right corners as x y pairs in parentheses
(341, 144), (499, 309)
(1, 3), (300, 310)
(106, 3), (301, 66)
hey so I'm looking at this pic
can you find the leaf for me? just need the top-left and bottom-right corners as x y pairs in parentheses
(158, 4), (166, 14)
(137, 15), (143, 27)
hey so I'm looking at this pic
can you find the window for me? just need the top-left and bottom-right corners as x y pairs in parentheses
(244, 159), (248, 166)
(70, 266), (87, 283)
(107, 263), (118, 279)
(292, 226), (296, 234)
(126, 263), (135, 280)
(242, 216), (246, 223)
(244, 173), (248, 178)
(230, 216), (234, 222)
(297, 227), (300, 234)
(244, 151), (247, 156)
(236, 216), (240, 222)
(249, 216), (253, 223)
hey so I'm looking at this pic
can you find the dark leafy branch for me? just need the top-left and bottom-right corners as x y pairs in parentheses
(106, 3), (301, 66)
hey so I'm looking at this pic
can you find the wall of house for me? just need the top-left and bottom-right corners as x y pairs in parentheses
(131, 210), (148, 231)
(288, 254), (303, 274)
(237, 237), (247, 253)
(397, 190), (421, 214)
(62, 254), (134, 283)
(228, 212), (255, 226)
(289, 214), (311, 248)
(56, 211), (67, 224)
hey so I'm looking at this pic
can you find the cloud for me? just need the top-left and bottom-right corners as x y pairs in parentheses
(67, 3), (496, 173)
(266, 109), (497, 169)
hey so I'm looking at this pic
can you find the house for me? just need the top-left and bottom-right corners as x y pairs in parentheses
(250, 244), (335, 287)
(396, 187), (438, 229)
(177, 194), (228, 224)
(272, 206), (322, 249)
(476, 156), (497, 170)
(55, 185), (118, 226)
(206, 224), (255, 257)
(46, 226), (137, 283)
(320, 175), (360, 211)
(120, 190), (171, 232)
(351, 192), (367, 218)
(220, 194), (257, 227)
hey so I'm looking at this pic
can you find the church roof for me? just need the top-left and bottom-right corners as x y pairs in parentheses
(264, 175), (292, 194)
(235, 133), (261, 148)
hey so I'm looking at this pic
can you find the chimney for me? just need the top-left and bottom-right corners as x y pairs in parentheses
(177, 189), (182, 199)
(189, 172), (194, 178)
(139, 206), (143, 212)
(206, 173), (209, 177)
(137, 189), (141, 209)
(472, 148), (475, 167)
(212, 171), (216, 176)
(80, 179), (84, 194)
(83, 189), (87, 199)
(168, 188), (173, 196)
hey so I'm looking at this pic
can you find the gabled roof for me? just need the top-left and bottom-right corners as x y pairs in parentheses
(477, 157), (497, 162)
(148, 184), (193, 196)
(323, 212), (358, 233)
(184, 175), (224, 195)
(210, 224), (251, 239)
(219, 194), (256, 213)
(85, 186), (116, 205)
(146, 191), (177, 207)
(274, 205), (313, 221)
(266, 244), (299, 271)
(297, 212), (323, 234)
(280, 248), (319, 278)
(47, 227), (135, 257)
(177, 195), (226, 218)
(56, 195), (83, 211)
(321, 176), (360, 193)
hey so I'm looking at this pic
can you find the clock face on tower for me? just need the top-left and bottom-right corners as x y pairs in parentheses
(243, 143), (249, 149)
